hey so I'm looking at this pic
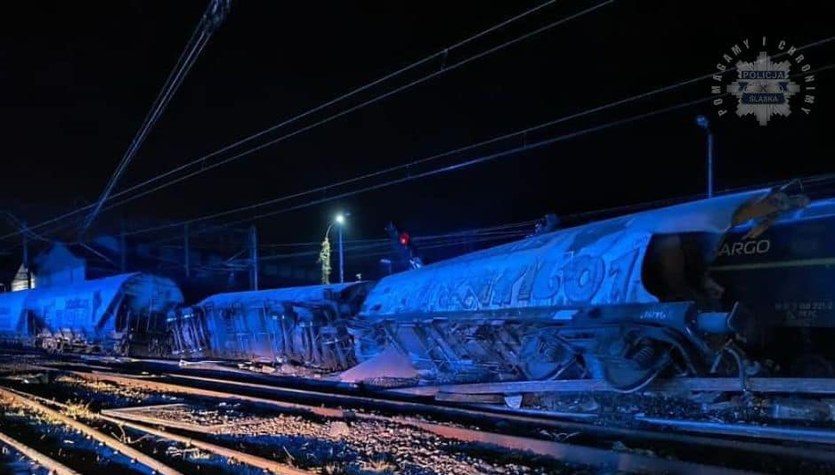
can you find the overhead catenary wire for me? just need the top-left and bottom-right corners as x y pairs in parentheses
(97, 0), (616, 213)
(257, 173), (835, 256)
(118, 94), (716, 237)
(159, 223), (535, 257)
(242, 220), (539, 248)
(80, 28), (835, 223)
(237, 230), (534, 265)
(78, 0), (230, 237)
(4, 32), (833, 244)
(122, 70), (835, 240)
(5, 0), (613, 241)
(107, 0), (563, 201)
(116, 58), (835, 238)
(77, 34), (835, 240)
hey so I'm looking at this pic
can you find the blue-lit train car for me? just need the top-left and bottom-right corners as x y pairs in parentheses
(0, 290), (32, 345)
(711, 197), (835, 375)
(353, 186), (810, 389)
(0, 273), (183, 356)
(168, 282), (372, 370)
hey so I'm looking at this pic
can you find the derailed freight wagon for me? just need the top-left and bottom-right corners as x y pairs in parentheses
(0, 273), (183, 356)
(710, 196), (835, 375)
(168, 282), (372, 370)
(354, 185), (811, 390)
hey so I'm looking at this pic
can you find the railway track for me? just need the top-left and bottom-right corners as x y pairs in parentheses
(0, 430), (80, 475)
(3, 353), (835, 474)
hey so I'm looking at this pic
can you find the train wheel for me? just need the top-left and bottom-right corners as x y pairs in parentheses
(518, 332), (579, 380)
(601, 340), (672, 393)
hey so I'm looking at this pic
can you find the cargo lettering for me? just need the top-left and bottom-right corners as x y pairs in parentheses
(718, 239), (771, 257)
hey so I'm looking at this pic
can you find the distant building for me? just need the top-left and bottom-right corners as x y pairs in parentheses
(32, 243), (86, 287)
(10, 264), (35, 291)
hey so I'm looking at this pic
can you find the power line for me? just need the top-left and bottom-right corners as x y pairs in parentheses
(250, 230), (533, 263)
(257, 220), (537, 248)
(97, 0), (615, 215)
(79, 0), (231, 236)
(119, 94), (716, 237)
(86, 28), (835, 222)
(120, 58), (835, 237)
(6, 31), (833, 243)
(86, 35), (835, 238)
(7, 0), (611, 240)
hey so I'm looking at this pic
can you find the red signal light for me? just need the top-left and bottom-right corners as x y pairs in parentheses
(399, 232), (410, 246)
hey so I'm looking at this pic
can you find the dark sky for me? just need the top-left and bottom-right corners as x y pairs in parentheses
(0, 0), (834, 257)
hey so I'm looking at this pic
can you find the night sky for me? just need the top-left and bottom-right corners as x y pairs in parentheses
(0, 1), (833, 263)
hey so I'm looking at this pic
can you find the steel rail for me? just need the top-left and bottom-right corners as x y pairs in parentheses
(0, 386), (182, 475)
(97, 414), (315, 475)
(54, 370), (758, 475)
(56, 369), (835, 469)
(0, 431), (82, 475)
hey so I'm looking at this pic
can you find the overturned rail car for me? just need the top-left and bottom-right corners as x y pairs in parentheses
(353, 186), (811, 390)
(0, 273), (183, 356)
(168, 282), (372, 371)
(710, 197), (835, 375)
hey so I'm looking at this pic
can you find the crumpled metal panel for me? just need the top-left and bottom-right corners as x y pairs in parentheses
(196, 282), (367, 309)
(361, 189), (774, 317)
(191, 282), (369, 367)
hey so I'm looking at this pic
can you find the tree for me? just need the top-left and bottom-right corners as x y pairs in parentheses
(318, 236), (332, 284)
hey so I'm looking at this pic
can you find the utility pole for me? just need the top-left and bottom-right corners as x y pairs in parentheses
(22, 221), (29, 289)
(338, 223), (344, 284)
(707, 131), (714, 198)
(22, 224), (28, 269)
(120, 220), (127, 272)
(696, 115), (714, 198)
(184, 223), (190, 279)
(249, 225), (259, 291)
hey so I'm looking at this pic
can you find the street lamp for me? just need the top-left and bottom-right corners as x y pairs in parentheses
(695, 115), (714, 198)
(335, 212), (349, 283)
(321, 212), (349, 284)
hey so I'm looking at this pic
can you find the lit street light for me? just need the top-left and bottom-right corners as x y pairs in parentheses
(335, 212), (349, 283)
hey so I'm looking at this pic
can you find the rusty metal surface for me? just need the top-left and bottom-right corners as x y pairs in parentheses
(361, 189), (774, 318)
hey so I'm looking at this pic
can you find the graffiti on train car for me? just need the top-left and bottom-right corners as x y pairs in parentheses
(364, 226), (655, 315)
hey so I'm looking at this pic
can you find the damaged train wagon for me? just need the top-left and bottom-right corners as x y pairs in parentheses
(354, 185), (813, 391)
(167, 282), (372, 371)
(0, 272), (183, 357)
